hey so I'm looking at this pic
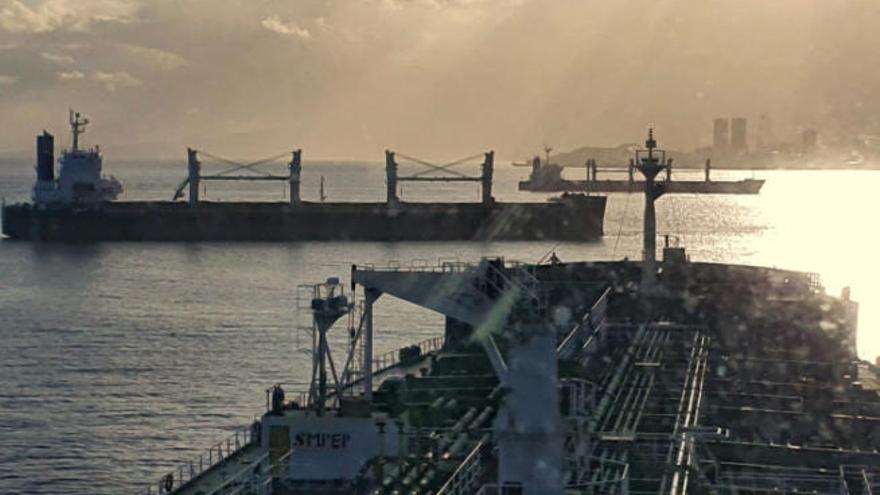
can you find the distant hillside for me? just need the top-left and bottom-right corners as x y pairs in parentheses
(552, 143), (697, 168)
(0, 150), (28, 162)
(549, 143), (880, 170)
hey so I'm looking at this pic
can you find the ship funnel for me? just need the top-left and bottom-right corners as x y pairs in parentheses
(36, 131), (54, 182)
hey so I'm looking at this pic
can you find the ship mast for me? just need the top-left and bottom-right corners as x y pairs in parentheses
(634, 128), (668, 291)
(69, 109), (89, 152)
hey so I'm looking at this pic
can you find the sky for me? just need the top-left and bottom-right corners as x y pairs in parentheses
(0, 0), (878, 160)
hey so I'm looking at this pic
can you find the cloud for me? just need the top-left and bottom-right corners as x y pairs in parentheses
(121, 44), (188, 70)
(380, 0), (497, 9)
(92, 70), (141, 91)
(0, 74), (17, 85)
(261, 15), (311, 40)
(0, 0), (138, 33)
(41, 51), (75, 64)
(57, 69), (84, 80)
(57, 42), (89, 50)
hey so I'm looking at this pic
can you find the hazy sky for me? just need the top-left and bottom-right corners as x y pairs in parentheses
(0, 0), (878, 160)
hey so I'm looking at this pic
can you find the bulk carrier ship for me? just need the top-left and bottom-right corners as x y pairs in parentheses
(519, 151), (764, 194)
(135, 131), (879, 495)
(1, 112), (606, 242)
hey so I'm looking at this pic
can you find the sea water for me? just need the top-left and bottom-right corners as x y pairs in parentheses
(0, 158), (877, 493)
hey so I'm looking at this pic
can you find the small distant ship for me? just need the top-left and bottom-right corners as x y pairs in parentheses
(1, 111), (606, 242)
(133, 130), (878, 495)
(519, 151), (764, 194)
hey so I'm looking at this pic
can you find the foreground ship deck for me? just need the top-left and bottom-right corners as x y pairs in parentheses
(140, 257), (880, 495)
(133, 131), (876, 494)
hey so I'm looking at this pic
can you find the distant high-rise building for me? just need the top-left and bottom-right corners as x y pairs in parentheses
(713, 118), (729, 150)
(802, 128), (818, 154)
(756, 114), (774, 151)
(731, 117), (747, 152)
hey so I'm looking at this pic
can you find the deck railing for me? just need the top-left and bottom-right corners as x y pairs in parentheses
(475, 463), (629, 495)
(356, 257), (540, 276)
(142, 303), (448, 494)
(264, 335), (445, 413)
(141, 422), (258, 495)
(863, 469), (876, 495)
(206, 450), (272, 495)
(356, 258), (478, 274)
(557, 286), (611, 359)
(437, 441), (487, 495)
(372, 335), (444, 373)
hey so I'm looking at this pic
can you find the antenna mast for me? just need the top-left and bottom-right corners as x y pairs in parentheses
(69, 109), (89, 152)
(543, 145), (553, 167)
(633, 128), (668, 291)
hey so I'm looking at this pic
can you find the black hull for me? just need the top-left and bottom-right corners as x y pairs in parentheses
(1, 198), (606, 242)
(519, 178), (764, 194)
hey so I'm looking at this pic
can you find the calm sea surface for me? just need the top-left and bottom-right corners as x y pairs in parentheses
(0, 157), (877, 494)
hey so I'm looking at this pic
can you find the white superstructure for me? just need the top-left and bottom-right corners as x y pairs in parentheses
(32, 110), (122, 205)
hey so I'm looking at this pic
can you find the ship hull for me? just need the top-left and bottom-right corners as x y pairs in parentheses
(1, 198), (606, 242)
(519, 178), (764, 194)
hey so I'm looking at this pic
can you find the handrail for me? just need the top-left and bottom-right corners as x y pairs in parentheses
(437, 440), (486, 495)
(272, 450), (293, 478)
(557, 286), (611, 359)
(557, 314), (591, 358)
(589, 286), (611, 328)
(371, 335), (444, 374)
(864, 468), (875, 495)
(264, 384), (311, 412)
(355, 257), (536, 275)
(265, 335), (445, 413)
(141, 422), (258, 495)
(476, 462), (628, 494)
(356, 259), (478, 274)
(205, 451), (269, 495)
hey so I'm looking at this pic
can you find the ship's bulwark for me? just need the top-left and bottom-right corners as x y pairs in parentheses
(1, 197), (605, 241)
